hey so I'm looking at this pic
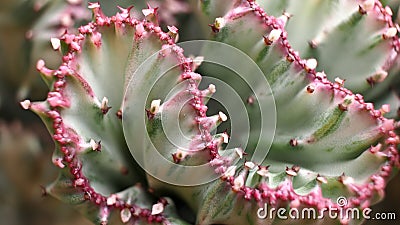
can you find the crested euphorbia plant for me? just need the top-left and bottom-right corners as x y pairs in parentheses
(21, 0), (400, 224)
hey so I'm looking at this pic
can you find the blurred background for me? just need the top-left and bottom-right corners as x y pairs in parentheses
(0, 0), (399, 224)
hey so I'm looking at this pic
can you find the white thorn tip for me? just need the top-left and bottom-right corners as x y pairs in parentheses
(194, 56), (205, 67)
(245, 161), (256, 169)
(218, 111), (228, 122)
(50, 38), (61, 50)
(268, 29), (282, 43)
(67, 0), (83, 4)
(53, 158), (65, 168)
(90, 139), (100, 151)
(286, 169), (297, 176)
(373, 70), (388, 83)
(167, 25), (178, 34)
(142, 8), (155, 16)
(341, 176), (354, 185)
(20, 100), (31, 110)
(221, 133), (229, 144)
(214, 17), (226, 29)
(361, 0), (375, 11)
(334, 77), (345, 86)
(381, 104), (390, 113)
(150, 99), (161, 114)
(305, 58), (317, 70)
(385, 6), (393, 16)
(208, 84), (216, 94)
(233, 175), (244, 191)
(88, 2), (100, 9)
(74, 178), (85, 186)
(257, 167), (269, 177)
(120, 208), (131, 223)
(36, 59), (45, 70)
(384, 27), (397, 38)
(101, 97), (109, 109)
(224, 165), (237, 178)
(151, 203), (164, 215)
(235, 148), (244, 159)
(107, 194), (117, 205)
(317, 175), (328, 184)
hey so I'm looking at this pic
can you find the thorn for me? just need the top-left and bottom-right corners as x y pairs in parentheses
(358, 5), (367, 15)
(277, 12), (291, 26)
(90, 139), (102, 151)
(50, 38), (61, 50)
(235, 148), (245, 159)
(142, 4), (158, 17)
(316, 174), (328, 184)
(264, 29), (282, 45)
(210, 17), (225, 32)
(67, 0), (83, 4)
(244, 161), (256, 169)
(232, 175), (245, 191)
(218, 111), (228, 122)
(315, 71), (327, 80)
(159, 197), (169, 206)
(192, 56), (204, 71)
(223, 165), (237, 178)
(101, 97), (112, 114)
(385, 6), (393, 16)
(286, 54), (294, 62)
(20, 100), (31, 110)
(257, 166), (269, 177)
(380, 104), (390, 115)
(221, 132), (229, 144)
(383, 27), (398, 39)
(52, 157), (65, 168)
(285, 166), (298, 176)
(74, 178), (85, 186)
(150, 99), (161, 114)
(107, 194), (117, 206)
(292, 165), (300, 173)
(135, 23), (146, 38)
(289, 138), (298, 147)
(369, 143), (382, 153)
(208, 84), (216, 94)
(338, 103), (348, 111)
(334, 77), (345, 86)
(306, 85), (315, 93)
(167, 25), (179, 42)
(88, 2), (100, 9)
(367, 70), (388, 86)
(151, 203), (164, 215)
(338, 174), (354, 185)
(359, 0), (374, 14)
(84, 191), (92, 200)
(120, 208), (132, 223)
(305, 58), (317, 72)
(172, 149), (188, 163)
(116, 109), (122, 119)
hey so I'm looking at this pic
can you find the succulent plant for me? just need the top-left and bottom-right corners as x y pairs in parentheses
(21, 0), (400, 225)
